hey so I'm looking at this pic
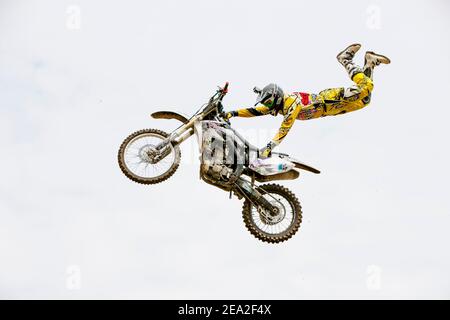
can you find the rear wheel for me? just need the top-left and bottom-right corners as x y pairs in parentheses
(242, 183), (302, 243)
(118, 129), (181, 185)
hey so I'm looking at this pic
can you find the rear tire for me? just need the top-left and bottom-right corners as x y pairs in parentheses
(118, 129), (181, 185)
(242, 183), (302, 243)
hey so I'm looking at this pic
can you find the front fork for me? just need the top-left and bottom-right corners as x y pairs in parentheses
(154, 128), (194, 161)
(235, 178), (278, 215)
(154, 116), (198, 159)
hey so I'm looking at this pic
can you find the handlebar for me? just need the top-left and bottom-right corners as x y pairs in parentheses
(222, 82), (229, 94)
(217, 82), (229, 113)
(200, 82), (230, 118)
(216, 82), (229, 100)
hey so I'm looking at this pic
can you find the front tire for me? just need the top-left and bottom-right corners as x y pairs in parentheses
(118, 129), (181, 185)
(242, 183), (302, 243)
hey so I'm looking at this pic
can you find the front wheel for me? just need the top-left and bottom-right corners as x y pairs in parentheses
(242, 183), (302, 243)
(118, 129), (181, 185)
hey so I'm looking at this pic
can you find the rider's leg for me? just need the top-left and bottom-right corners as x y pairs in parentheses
(349, 72), (374, 104)
(363, 51), (391, 80)
(336, 45), (374, 103)
(314, 73), (374, 116)
(336, 43), (374, 102)
(337, 43), (363, 80)
(305, 45), (388, 117)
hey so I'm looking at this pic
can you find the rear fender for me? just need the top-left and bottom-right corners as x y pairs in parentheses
(291, 159), (320, 174)
(273, 153), (321, 174)
(253, 169), (300, 182)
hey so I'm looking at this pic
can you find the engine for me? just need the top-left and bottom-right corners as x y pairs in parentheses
(199, 121), (244, 187)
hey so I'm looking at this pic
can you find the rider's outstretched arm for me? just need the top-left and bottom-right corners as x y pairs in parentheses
(260, 105), (301, 157)
(225, 104), (271, 118)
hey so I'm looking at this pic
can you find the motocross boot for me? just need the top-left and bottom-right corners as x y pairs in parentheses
(363, 51), (391, 80)
(336, 43), (363, 80)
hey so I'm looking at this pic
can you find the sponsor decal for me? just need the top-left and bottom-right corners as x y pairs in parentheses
(298, 108), (316, 120)
(293, 92), (311, 106)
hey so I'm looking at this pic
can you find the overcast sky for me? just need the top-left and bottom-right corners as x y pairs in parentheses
(1, 0), (449, 299)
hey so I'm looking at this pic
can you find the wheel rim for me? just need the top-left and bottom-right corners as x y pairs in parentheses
(250, 193), (295, 235)
(123, 133), (177, 180)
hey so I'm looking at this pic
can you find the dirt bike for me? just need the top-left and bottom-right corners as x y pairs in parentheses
(118, 83), (320, 243)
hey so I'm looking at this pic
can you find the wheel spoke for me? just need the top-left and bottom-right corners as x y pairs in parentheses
(122, 132), (177, 180)
(248, 190), (297, 236)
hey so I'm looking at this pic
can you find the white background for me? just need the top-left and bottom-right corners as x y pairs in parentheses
(0, 0), (449, 299)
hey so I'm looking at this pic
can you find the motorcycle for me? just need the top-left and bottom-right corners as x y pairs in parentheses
(118, 83), (320, 243)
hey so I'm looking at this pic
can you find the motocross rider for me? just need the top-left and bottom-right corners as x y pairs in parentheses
(223, 44), (391, 158)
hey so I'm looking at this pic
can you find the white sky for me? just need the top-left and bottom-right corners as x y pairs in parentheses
(0, 0), (449, 299)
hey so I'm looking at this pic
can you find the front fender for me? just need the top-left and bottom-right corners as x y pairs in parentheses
(151, 111), (189, 124)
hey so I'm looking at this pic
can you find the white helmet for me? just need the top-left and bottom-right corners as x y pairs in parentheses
(253, 83), (284, 111)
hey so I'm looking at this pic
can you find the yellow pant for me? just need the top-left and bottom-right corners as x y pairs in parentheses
(297, 73), (374, 120)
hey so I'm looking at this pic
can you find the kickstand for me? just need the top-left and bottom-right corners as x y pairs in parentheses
(229, 189), (232, 199)
(251, 173), (255, 186)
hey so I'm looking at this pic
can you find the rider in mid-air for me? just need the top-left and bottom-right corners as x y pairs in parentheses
(223, 44), (391, 158)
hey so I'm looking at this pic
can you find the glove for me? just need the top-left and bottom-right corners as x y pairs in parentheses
(221, 112), (233, 120)
(259, 141), (277, 159)
(219, 112), (233, 124)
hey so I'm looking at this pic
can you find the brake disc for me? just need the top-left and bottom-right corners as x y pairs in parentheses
(257, 200), (286, 225)
(139, 144), (158, 163)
